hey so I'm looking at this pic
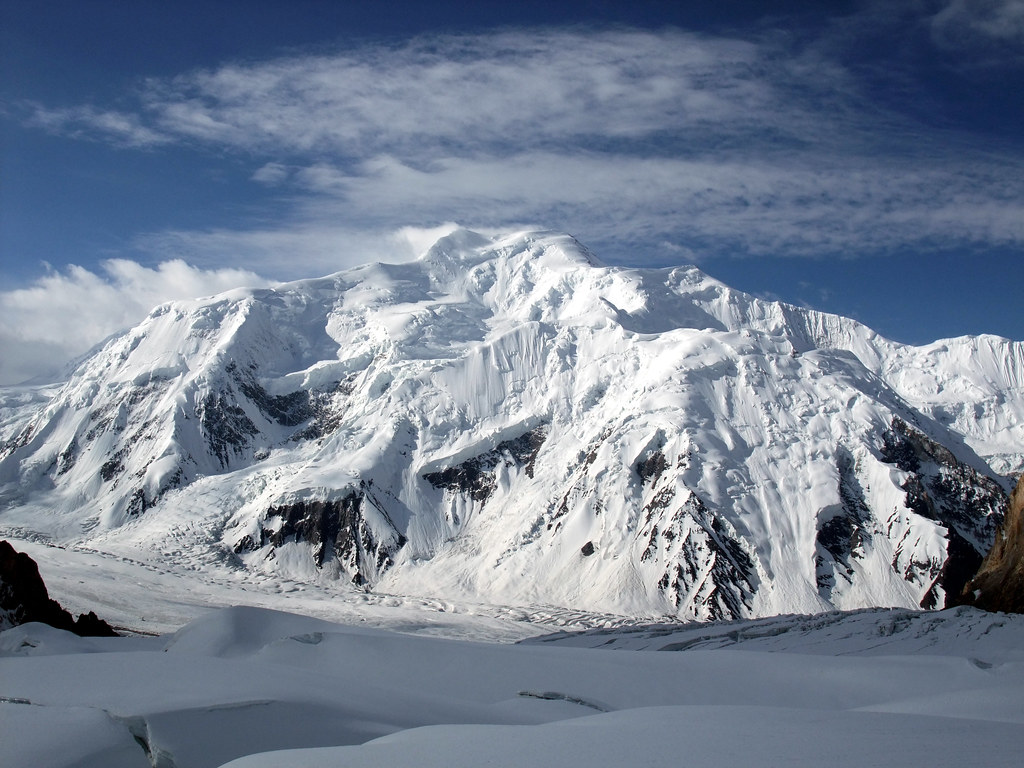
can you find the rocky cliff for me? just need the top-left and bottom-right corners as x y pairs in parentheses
(958, 474), (1024, 613)
(0, 540), (117, 635)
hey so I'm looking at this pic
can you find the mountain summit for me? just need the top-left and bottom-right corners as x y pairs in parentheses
(1, 230), (1022, 620)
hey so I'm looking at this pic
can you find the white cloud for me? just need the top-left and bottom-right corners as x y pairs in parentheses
(251, 162), (290, 185)
(932, 0), (1024, 49)
(392, 223), (465, 257)
(134, 30), (772, 155)
(132, 223), (448, 279)
(27, 104), (170, 147)
(0, 261), (270, 385)
(31, 29), (850, 160)
(225, 151), (1024, 260)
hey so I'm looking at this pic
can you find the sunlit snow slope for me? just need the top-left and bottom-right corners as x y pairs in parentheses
(1, 229), (1021, 620)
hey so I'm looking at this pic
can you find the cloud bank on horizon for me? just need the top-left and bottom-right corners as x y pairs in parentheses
(2, 1), (1023, 384)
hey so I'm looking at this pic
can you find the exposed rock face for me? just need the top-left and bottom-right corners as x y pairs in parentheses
(0, 541), (118, 635)
(814, 446), (876, 599)
(879, 417), (1006, 608)
(957, 474), (1024, 613)
(424, 426), (548, 503)
(234, 486), (407, 587)
(638, 483), (758, 621)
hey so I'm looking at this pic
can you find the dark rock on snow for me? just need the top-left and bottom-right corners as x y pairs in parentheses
(880, 417), (1006, 608)
(957, 474), (1024, 614)
(0, 540), (118, 636)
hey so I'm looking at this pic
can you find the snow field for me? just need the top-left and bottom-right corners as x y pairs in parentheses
(3, 603), (1024, 768)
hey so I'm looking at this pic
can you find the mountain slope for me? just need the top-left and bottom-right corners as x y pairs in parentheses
(1, 230), (1020, 620)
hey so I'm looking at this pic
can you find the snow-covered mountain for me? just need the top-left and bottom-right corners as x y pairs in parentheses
(1, 229), (1021, 620)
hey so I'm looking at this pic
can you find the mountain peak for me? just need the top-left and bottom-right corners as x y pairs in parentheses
(420, 228), (606, 270)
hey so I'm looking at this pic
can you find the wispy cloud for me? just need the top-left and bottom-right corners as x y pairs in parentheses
(0, 261), (270, 385)
(134, 30), (774, 155)
(23, 24), (1018, 270)
(156, 151), (1022, 269)
(6, 17), (1023, 383)
(132, 223), (460, 278)
(27, 104), (171, 147)
(931, 0), (1024, 52)
(19, 25), (1019, 270)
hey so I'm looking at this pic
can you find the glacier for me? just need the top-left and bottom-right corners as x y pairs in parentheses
(1, 228), (1022, 621)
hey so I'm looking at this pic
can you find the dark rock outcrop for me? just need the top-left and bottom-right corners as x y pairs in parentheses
(815, 446), (876, 598)
(957, 474), (1024, 613)
(424, 426), (548, 503)
(880, 417), (1006, 607)
(639, 485), (758, 622)
(0, 540), (118, 636)
(234, 487), (407, 587)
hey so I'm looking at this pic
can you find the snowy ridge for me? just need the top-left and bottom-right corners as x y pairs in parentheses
(0, 229), (1021, 621)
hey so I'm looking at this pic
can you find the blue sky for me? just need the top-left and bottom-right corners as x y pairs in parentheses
(2, 0), (1023, 384)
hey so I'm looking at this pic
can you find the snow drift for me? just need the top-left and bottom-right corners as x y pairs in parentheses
(3, 604), (1024, 768)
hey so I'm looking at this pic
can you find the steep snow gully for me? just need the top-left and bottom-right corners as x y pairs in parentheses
(1, 229), (1022, 621)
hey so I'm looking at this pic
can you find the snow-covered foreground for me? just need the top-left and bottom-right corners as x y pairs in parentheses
(3, 601), (1024, 768)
